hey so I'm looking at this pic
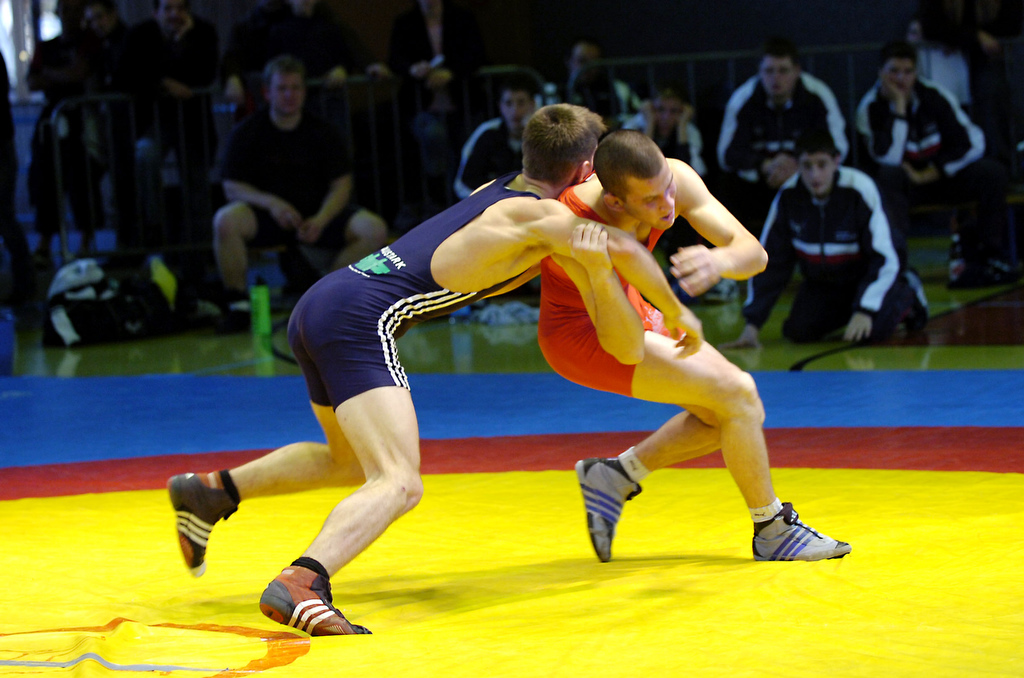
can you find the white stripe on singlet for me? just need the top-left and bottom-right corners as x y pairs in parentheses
(377, 289), (476, 388)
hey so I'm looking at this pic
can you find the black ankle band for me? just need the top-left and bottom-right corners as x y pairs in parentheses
(219, 470), (241, 505)
(291, 557), (329, 579)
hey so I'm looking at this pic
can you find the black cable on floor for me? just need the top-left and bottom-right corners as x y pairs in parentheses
(270, 317), (297, 365)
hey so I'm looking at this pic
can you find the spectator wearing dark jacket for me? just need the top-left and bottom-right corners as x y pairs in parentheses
(856, 40), (1016, 288)
(723, 131), (927, 348)
(453, 74), (538, 199)
(717, 37), (847, 237)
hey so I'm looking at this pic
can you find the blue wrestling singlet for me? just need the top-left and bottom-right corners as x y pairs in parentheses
(288, 173), (538, 407)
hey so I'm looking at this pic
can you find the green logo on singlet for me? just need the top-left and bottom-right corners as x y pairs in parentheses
(354, 252), (392, 275)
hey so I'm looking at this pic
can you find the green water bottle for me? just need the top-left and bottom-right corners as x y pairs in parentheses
(250, 277), (272, 336)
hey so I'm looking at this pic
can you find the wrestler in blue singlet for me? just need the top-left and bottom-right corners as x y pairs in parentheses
(288, 172), (537, 408)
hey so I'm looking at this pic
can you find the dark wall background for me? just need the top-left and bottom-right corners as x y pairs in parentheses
(120, 1), (918, 82)
(527, 0), (917, 80)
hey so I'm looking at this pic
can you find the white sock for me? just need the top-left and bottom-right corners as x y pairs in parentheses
(617, 447), (650, 482)
(750, 498), (783, 523)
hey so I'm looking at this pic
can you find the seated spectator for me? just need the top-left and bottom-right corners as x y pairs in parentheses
(213, 56), (388, 332)
(918, 0), (1023, 168)
(453, 73), (538, 199)
(115, 0), (219, 257)
(717, 37), (847, 237)
(622, 82), (706, 176)
(564, 37), (642, 129)
(856, 40), (1017, 288)
(723, 131), (927, 348)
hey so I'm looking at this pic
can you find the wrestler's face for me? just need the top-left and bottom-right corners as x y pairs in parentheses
(266, 71), (306, 118)
(759, 55), (799, 105)
(499, 88), (536, 139)
(798, 151), (840, 199)
(617, 160), (677, 227)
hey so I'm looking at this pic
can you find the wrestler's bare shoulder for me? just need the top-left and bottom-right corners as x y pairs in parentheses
(432, 198), (579, 292)
(669, 157), (713, 213)
(475, 194), (573, 229)
(668, 157), (703, 185)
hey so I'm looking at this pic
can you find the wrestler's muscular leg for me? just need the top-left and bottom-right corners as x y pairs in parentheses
(228, 403), (366, 499)
(629, 334), (776, 509)
(302, 386), (424, 575)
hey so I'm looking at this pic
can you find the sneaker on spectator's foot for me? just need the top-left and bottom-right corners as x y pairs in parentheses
(168, 473), (238, 577)
(259, 566), (371, 635)
(575, 458), (642, 562)
(752, 502), (851, 561)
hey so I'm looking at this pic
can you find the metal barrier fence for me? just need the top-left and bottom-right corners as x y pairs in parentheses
(46, 66), (549, 264)
(567, 38), (1024, 176)
(41, 41), (1023, 265)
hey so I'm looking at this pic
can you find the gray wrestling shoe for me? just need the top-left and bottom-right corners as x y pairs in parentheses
(753, 502), (851, 561)
(575, 458), (642, 562)
(168, 473), (238, 577)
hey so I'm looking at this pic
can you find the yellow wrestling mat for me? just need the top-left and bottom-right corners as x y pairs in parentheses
(2, 468), (1022, 677)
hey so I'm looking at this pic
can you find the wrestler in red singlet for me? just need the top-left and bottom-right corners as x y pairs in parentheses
(538, 175), (674, 397)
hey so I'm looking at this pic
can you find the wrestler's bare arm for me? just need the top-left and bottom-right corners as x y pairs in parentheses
(553, 224), (646, 364)
(668, 158), (767, 285)
(430, 197), (571, 293)
(601, 227), (703, 351)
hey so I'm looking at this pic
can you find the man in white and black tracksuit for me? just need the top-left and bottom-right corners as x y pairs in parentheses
(856, 40), (1016, 288)
(724, 131), (927, 348)
(716, 37), (848, 237)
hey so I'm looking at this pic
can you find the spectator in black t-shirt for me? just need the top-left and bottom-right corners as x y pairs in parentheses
(214, 55), (388, 332)
(453, 74), (538, 199)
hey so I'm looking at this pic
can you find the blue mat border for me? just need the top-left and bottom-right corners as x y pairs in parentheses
(1, 371), (1021, 468)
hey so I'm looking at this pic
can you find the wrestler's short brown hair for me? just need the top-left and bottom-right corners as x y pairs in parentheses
(593, 130), (664, 199)
(522, 104), (606, 187)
